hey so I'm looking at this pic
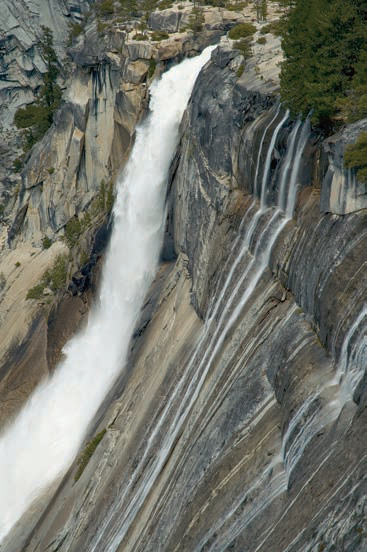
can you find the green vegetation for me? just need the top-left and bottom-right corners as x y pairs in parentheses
(42, 236), (52, 249)
(236, 65), (244, 78)
(14, 27), (62, 151)
(47, 167), (55, 175)
(234, 39), (251, 59)
(225, 2), (248, 12)
(261, 0), (267, 20)
(80, 250), (89, 266)
(228, 22), (256, 40)
(90, 179), (115, 216)
(13, 158), (24, 173)
(148, 58), (157, 79)
(151, 30), (170, 41)
(0, 273), (5, 291)
(15, 262), (21, 268)
(74, 429), (107, 482)
(201, 0), (225, 6)
(257, 36), (266, 44)
(260, 19), (285, 36)
(280, 0), (367, 129)
(344, 132), (367, 183)
(255, 0), (267, 20)
(63, 213), (91, 249)
(106, 181), (114, 213)
(119, 0), (139, 19)
(188, 8), (204, 32)
(158, 0), (173, 10)
(62, 181), (114, 250)
(26, 254), (68, 300)
(96, 0), (114, 16)
(68, 22), (83, 46)
(133, 33), (148, 40)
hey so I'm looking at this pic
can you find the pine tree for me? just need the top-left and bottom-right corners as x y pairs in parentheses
(14, 27), (62, 150)
(280, 0), (367, 129)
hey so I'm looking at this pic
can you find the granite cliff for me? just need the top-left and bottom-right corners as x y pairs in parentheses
(0, 2), (366, 551)
(0, 2), (243, 424)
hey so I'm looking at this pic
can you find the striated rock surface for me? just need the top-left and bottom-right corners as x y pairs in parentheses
(0, 3), (250, 428)
(1, 4), (366, 551)
(12, 32), (367, 552)
(320, 118), (367, 215)
(0, 0), (91, 128)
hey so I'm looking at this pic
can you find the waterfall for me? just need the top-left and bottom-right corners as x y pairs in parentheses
(85, 112), (311, 552)
(0, 45), (216, 545)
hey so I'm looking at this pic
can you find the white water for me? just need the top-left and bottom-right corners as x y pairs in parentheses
(0, 46), (215, 544)
(86, 112), (310, 552)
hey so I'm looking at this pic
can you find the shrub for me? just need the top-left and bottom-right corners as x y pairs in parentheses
(68, 22), (83, 46)
(344, 132), (367, 183)
(97, 20), (108, 34)
(260, 19), (285, 36)
(148, 58), (156, 79)
(225, 2), (247, 11)
(237, 65), (245, 78)
(234, 39), (252, 58)
(14, 27), (62, 152)
(106, 181), (114, 213)
(26, 254), (68, 300)
(188, 9), (204, 33)
(13, 158), (24, 173)
(26, 282), (44, 300)
(257, 36), (266, 44)
(97, 0), (114, 15)
(47, 167), (55, 174)
(47, 254), (67, 291)
(74, 429), (107, 482)
(158, 0), (173, 9)
(63, 217), (82, 248)
(0, 273), (5, 291)
(80, 249), (89, 266)
(228, 23), (256, 40)
(15, 261), (21, 268)
(91, 180), (114, 215)
(151, 30), (169, 41)
(133, 33), (148, 41)
(42, 236), (52, 249)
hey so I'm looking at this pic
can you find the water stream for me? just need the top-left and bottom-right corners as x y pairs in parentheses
(87, 109), (313, 552)
(0, 45), (216, 545)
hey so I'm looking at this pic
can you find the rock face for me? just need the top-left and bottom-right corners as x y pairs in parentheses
(0, 0), (91, 235)
(320, 118), (367, 214)
(0, 0), (91, 128)
(12, 37), (367, 552)
(0, 5), (246, 429)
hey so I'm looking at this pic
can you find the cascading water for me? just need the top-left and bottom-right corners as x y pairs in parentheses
(0, 45), (215, 545)
(85, 111), (312, 552)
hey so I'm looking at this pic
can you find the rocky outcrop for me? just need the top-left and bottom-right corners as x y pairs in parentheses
(0, 0), (90, 126)
(320, 118), (367, 214)
(0, 0), (91, 231)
